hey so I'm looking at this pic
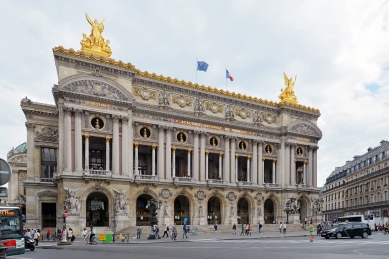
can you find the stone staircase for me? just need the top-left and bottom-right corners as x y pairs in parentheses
(117, 224), (306, 236)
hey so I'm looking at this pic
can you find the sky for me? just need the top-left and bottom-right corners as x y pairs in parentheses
(1, 0), (389, 187)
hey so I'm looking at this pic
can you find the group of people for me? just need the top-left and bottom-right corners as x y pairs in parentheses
(82, 225), (97, 244)
(136, 223), (191, 240)
(374, 223), (389, 233)
(24, 228), (41, 246)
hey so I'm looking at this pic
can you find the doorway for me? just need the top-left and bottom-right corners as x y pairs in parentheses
(136, 194), (153, 226)
(207, 197), (221, 224)
(174, 195), (190, 225)
(237, 197), (249, 224)
(42, 203), (56, 228)
(86, 192), (109, 227)
(264, 199), (274, 224)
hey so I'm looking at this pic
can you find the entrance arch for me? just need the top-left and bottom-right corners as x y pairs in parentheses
(383, 210), (388, 217)
(174, 195), (190, 225)
(237, 197), (249, 224)
(264, 199), (274, 224)
(299, 198), (308, 222)
(136, 194), (153, 226)
(207, 197), (221, 224)
(86, 192), (109, 227)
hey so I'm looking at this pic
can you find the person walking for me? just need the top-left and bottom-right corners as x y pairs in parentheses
(68, 228), (73, 243)
(283, 222), (286, 235)
(240, 224), (245, 236)
(171, 223), (177, 241)
(232, 223), (237, 235)
(136, 225), (142, 239)
(182, 223), (188, 239)
(33, 230), (40, 246)
(154, 225), (160, 239)
(247, 224), (251, 236)
(258, 222), (263, 234)
(82, 228), (88, 244)
(162, 224), (169, 238)
(46, 228), (51, 240)
(279, 222), (283, 234)
(309, 220), (315, 242)
(214, 222), (218, 232)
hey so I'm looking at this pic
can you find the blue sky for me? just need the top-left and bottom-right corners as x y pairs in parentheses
(1, 0), (389, 186)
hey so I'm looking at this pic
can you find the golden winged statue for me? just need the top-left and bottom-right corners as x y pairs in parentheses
(278, 72), (298, 104)
(80, 13), (112, 57)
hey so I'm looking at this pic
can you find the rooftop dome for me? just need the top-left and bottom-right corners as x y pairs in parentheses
(14, 142), (27, 153)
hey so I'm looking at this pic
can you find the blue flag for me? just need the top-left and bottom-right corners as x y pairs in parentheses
(197, 61), (209, 72)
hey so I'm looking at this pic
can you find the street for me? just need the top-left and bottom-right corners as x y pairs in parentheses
(11, 232), (389, 259)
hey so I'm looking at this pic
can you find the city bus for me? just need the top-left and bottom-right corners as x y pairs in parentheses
(0, 206), (25, 255)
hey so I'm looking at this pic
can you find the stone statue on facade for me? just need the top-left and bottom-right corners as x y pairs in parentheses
(113, 189), (129, 215)
(257, 205), (262, 216)
(225, 105), (235, 121)
(253, 110), (262, 126)
(286, 197), (300, 214)
(194, 98), (205, 112)
(198, 203), (204, 217)
(311, 197), (323, 215)
(162, 201), (170, 217)
(64, 189), (81, 215)
(230, 202), (235, 216)
(159, 91), (171, 108)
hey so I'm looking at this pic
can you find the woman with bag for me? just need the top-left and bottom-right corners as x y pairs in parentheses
(34, 230), (40, 246)
(68, 228), (73, 243)
(309, 220), (315, 242)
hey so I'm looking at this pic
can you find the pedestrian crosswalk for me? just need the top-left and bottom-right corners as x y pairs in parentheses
(190, 238), (389, 245)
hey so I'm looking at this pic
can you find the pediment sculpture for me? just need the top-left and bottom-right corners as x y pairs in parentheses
(35, 126), (58, 142)
(61, 79), (130, 102)
(8, 154), (27, 164)
(289, 122), (321, 137)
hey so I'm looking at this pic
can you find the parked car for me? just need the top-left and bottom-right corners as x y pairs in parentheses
(321, 223), (371, 239)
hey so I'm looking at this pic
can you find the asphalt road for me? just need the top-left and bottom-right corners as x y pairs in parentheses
(12, 233), (389, 259)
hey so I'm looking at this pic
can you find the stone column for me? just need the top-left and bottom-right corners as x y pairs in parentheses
(223, 136), (230, 183)
(152, 145), (156, 176)
(64, 107), (72, 172)
(106, 137), (111, 171)
(308, 146), (313, 186)
(272, 159), (276, 184)
(121, 116), (129, 176)
(58, 102), (64, 174)
(205, 151), (209, 180)
(158, 126), (164, 178)
(230, 138), (236, 184)
(172, 147), (176, 177)
(258, 141), (263, 185)
(187, 149), (191, 177)
(25, 122), (35, 177)
(278, 142), (285, 186)
(313, 147), (318, 187)
(193, 131), (199, 181)
(200, 133), (206, 181)
(219, 153), (223, 179)
(235, 154), (239, 182)
(247, 156), (251, 182)
(166, 127), (172, 180)
(303, 161), (307, 184)
(74, 109), (83, 173)
(128, 117), (134, 179)
(84, 135), (89, 169)
(284, 142), (290, 187)
(112, 115), (120, 174)
(252, 141), (258, 184)
(134, 143), (139, 175)
(290, 144), (296, 186)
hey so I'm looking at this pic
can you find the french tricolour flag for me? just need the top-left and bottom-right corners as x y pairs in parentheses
(226, 69), (234, 81)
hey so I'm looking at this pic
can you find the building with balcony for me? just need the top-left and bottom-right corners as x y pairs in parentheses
(323, 141), (389, 222)
(6, 22), (323, 232)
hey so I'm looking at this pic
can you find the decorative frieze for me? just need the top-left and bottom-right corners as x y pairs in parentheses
(235, 107), (252, 119)
(205, 101), (223, 114)
(172, 94), (192, 108)
(133, 86), (157, 101)
(34, 126), (59, 142)
(262, 113), (277, 124)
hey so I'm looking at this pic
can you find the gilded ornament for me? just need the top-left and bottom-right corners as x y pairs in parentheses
(235, 107), (252, 119)
(279, 72), (298, 104)
(172, 95), (192, 108)
(133, 87), (157, 101)
(80, 13), (112, 57)
(205, 101), (223, 114)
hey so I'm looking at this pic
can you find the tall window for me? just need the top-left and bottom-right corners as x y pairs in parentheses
(41, 148), (57, 178)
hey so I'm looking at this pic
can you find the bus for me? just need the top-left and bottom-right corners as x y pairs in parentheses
(0, 206), (25, 256)
(337, 215), (384, 230)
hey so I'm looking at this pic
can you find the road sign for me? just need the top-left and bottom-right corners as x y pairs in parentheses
(0, 158), (12, 186)
(64, 210), (68, 217)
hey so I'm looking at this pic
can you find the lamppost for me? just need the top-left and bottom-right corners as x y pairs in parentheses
(283, 204), (292, 224)
(146, 199), (162, 240)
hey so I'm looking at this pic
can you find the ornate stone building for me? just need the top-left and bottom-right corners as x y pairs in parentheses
(323, 141), (389, 222)
(7, 17), (323, 233)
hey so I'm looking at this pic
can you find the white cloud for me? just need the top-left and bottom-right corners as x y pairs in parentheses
(1, 0), (389, 186)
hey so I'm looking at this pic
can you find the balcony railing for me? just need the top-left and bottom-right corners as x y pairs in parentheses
(134, 175), (158, 182)
(40, 178), (55, 182)
(207, 179), (226, 186)
(264, 183), (280, 188)
(173, 177), (194, 184)
(237, 181), (253, 187)
(83, 170), (112, 178)
(323, 200), (389, 213)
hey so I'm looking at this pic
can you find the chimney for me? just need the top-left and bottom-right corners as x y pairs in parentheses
(367, 147), (372, 152)
(353, 155), (359, 159)
(346, 160), (351, 164)
(380, 140), (388, 146)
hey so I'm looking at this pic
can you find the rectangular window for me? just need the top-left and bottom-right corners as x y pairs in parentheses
(41, 148), (57, 178)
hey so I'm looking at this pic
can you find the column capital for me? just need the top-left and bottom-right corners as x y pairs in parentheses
(275, 143), (281, 150)
(224, 135), (231, 140)
(205, 151), (209, 155)
(193, 130), (200, 135)
(74, 108), (83, 117)
(25, 122), (35, 132)
(248, 156), (251, 160)
(121, 116), (129, 123)
(262, 158), (265, 162)
(134, 143), (139, 148)
(166, 127), (173, 132)
(106, 137), (111, 142)
(284, 142), (292, 147)
(235, 154), (239, 158)
(219, 152), (223, 157)
(200, 131), (208, 137)
(188, 149), (192, 153)
(158, 125), (165, 133)
(304, 160), (308, 165)
(112, 114), (120, 122)
(84, 134), (89, 140)
(152, 145), (157, 150)
(257, 140), (265, 145)
(273, 159), (277, 163)
(172, 147), (176, 152)
(63, 106), (72, 115)
(312, 146), (319, 151)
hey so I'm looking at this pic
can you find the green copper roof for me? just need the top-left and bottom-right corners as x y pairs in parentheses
(14, 142), (27, 153)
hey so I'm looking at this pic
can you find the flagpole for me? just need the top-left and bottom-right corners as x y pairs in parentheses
(225, 65), (227, 91)
(196, 57), (198, 84)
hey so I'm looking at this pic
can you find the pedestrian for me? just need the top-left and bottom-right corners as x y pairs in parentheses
(154, 225), (160, 239)
(25, 229), (32, 239)
(82, 228), (88, 244)
(279, 222), (283, 234)
(171, 223), (177, 240)
(136, 225), (142, 239)
(316, 223), (321, 236)
(46, 228), (51, 240)
(304, 217), (307, 226)
(240, 224), (245, 236)
(214, 222), (218, 232)
(57, 227), (61, 240)
(283, 222), (286, 234)
(182, 223), (188, 239)
(31, 229), (35, 237)
(247, 224), (251, 236)
(309, 220), (315, 242)
(232, 223), (237, 235)
(258, 222), (263, 234)
(33, 230), (40, 246)
(68, 228), (73, 243)
(162, 224), (169, 238)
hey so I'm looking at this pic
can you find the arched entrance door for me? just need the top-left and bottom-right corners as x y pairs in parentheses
(207, 197), (221, 224)
(264, 199), (274, 224)
(174, 195), (190, 225)
(237, 197), (249, 224)
(383, 210), (388, 217)
(86, 192), (109, 227)
(136, 194), (153, 226)
(299, 199), (308, 222)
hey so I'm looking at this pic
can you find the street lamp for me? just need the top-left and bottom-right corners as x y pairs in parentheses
(146, 199), (162, 240)
(283, 204), (292, 224)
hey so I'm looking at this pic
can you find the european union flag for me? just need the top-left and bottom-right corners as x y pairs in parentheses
(197, 61), (209, 72)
